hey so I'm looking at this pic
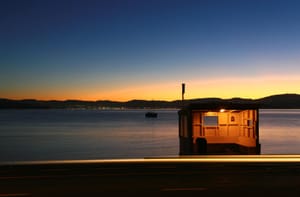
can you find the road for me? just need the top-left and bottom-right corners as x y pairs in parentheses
(1, 156), (300, 196)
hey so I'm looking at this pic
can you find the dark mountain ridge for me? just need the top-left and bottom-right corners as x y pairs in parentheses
(0, 94), (300, 109)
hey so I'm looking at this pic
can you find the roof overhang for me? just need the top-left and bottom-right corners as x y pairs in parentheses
(179, 102), (259, 113)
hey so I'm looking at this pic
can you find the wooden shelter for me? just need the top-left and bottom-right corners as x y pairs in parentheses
(178, 102), (261, 155)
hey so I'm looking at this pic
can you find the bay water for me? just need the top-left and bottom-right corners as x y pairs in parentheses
(0, 109), (299, 162)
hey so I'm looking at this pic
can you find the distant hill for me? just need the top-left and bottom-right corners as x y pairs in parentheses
(257, 94), (300, 108)
(0, 94), (300, 109)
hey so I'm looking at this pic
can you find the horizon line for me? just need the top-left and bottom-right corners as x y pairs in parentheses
(1, 93), (299, 103)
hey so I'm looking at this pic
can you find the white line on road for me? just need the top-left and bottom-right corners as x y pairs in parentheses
(162, 187), (208, 191)
(0, 194), (31, 197)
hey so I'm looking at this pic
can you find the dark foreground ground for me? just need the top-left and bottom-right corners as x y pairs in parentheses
(1, 156), (300, 197)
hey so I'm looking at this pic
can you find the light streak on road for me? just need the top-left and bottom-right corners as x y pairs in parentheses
(2, 155), (300, 166)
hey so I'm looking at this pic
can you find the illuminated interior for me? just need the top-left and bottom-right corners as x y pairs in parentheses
(193, 109), (257, 146)
(179, 104), (260, 155)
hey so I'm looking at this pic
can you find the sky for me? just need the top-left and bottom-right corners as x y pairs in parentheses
(1, 0), (300, 101)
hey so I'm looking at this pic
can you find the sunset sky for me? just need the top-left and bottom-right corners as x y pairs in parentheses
(1, 0), (300, 101)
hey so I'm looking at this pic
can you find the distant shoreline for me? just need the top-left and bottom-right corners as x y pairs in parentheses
(1, 93), (300, 109)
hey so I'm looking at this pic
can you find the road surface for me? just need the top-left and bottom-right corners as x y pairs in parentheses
(1, 156), (300, 196)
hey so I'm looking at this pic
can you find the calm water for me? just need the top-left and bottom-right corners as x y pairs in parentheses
(0, 109), (299, 162)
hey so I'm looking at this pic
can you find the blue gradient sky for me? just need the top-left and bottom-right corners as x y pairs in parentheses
(1, 0), (300, 101)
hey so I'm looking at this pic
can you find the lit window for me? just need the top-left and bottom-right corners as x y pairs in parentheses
(204, 116), (218, 126)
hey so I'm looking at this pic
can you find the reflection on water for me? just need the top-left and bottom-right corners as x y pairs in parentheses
(260, 109), (300, 154)
(0, 109), (178, 161)
(0, 109), (299, 162)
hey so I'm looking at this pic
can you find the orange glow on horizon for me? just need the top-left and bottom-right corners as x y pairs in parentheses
(2, 75), (299, 101)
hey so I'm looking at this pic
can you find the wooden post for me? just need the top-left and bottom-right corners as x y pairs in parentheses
(182, 83), (185, 101)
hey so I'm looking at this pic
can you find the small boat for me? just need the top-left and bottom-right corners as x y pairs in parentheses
(145, 112), (158, 118)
